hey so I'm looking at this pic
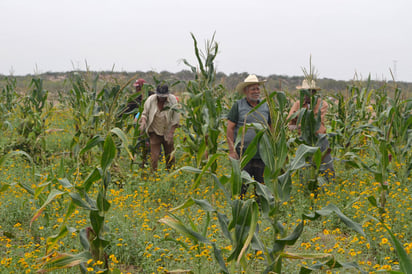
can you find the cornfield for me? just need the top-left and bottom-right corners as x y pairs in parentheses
(0, 34), (411, 274)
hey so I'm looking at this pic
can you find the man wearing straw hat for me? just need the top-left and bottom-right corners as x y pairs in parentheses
(227, 74), (271, 198)
(287, 79), (335, 180)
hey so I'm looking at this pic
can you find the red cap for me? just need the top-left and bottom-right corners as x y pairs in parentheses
(133, 78), (146, 87)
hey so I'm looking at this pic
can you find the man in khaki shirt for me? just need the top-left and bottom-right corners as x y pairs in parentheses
(139, 85), (180, 172)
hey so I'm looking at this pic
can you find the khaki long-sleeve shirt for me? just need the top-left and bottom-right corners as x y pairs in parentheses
(140, 94), (180, 136)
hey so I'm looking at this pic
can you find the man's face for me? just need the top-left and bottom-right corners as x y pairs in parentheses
(157, 95), (167, 102)
(245, 84), (261, 102)
(304, 89), (317, 104)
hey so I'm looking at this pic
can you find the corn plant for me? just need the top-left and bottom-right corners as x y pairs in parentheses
(179, 33), (226, 172)
(376, 85), (412, 181)
(0, 77), (16, 146)
(330, 82), (374, 154)
(0, 150), (33, 193)
(347, 84), (412, 218)
(27, 127), (132, 273)
(9, 78), (52, 162)
(63, 72), (101, 163)
(64, 72), (134, 169)
(0, 76), (17, 112)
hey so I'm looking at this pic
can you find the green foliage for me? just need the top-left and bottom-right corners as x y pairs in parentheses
(179, 33), (227, 173)
(1, 42), (412, 274)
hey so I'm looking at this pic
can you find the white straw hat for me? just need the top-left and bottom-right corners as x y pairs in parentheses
(296, 79), (321, 90)
(235, 74), (266, 93)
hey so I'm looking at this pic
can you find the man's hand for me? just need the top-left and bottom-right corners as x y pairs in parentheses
(288, 124), (298, 131)
(165, 130), (174, 144)
(139, 122), (146, 132)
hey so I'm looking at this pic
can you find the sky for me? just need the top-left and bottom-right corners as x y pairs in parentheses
(1, 0), (411, 82)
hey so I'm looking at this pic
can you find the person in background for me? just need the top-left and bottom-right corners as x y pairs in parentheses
(122, 78), (147, 115)
(226, 74), (271, 199)
(139, 85), (180, 172)
(287, 79), (335, 180)
(120, 79), (153, 167)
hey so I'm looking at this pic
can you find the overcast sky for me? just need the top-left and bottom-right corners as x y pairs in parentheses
(1, 0), (411, 82)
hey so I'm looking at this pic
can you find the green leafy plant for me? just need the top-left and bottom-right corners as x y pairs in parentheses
(179, 33), (226, 173)
(33, 128), (131, 273)
(9, 78), (52, 162)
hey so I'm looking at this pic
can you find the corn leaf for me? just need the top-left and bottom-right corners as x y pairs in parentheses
(38, 251), (92, 273)
(111, 127), (133, 160)
(30, 189), (65, 226)
(101, 134), (116, 171)
(159, 216), (209, 243)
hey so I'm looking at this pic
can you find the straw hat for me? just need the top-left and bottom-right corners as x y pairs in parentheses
(235, 74), (266, 93)
(296, 79), (321, 90)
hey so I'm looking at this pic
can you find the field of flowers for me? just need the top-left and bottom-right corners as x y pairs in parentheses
(1, 36), (412, 274)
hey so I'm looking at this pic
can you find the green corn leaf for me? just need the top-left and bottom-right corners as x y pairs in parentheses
(111, 127), (133, 160)
(259, 132), (275, 172)
(240, 129), (264, 169)
(57, 178), (73, 189)
(191, 153), (224, 191)
(299, 256), (367, 274)
(18, 182), (35, 196)
(228, 199), (242, 231)
(313, 148), (322, 171)
(101, 134), (116, 171)
(192, 198), (216, 212)
(289, 144), (319, 171)
(69, 192), (94, 210)
(217, 212), (232, 241)
(230, 157), (242, 196)
(213, 243), (229, 274)
(303, 204), (365, 236)
(96, 188), (111, 213)
(63, 201), (76, 224)
(45, 225), (68, 255)
(169, 198), (195, 212)
(228, 200), (256, 262)
(30, 189), (65, 227)
(159, 216), (209, 243)
(277, 170), (292, 202)
(79, 135), (104, 155)
(38, 251), (92, 273)
(34, 180), (51, 199)
(90, 210), (104, 236)
(237, 201), (259, 263)
(255, 181), (275, 216)
(82, 168), (102, 192)
(275, 221), (304, 246)
(367, 196), (378, 207)
(79, 228), (90, 251)
(0, 150), (33, 167)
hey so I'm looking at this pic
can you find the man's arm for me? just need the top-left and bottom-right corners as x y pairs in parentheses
(227, 120), (238, 159)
